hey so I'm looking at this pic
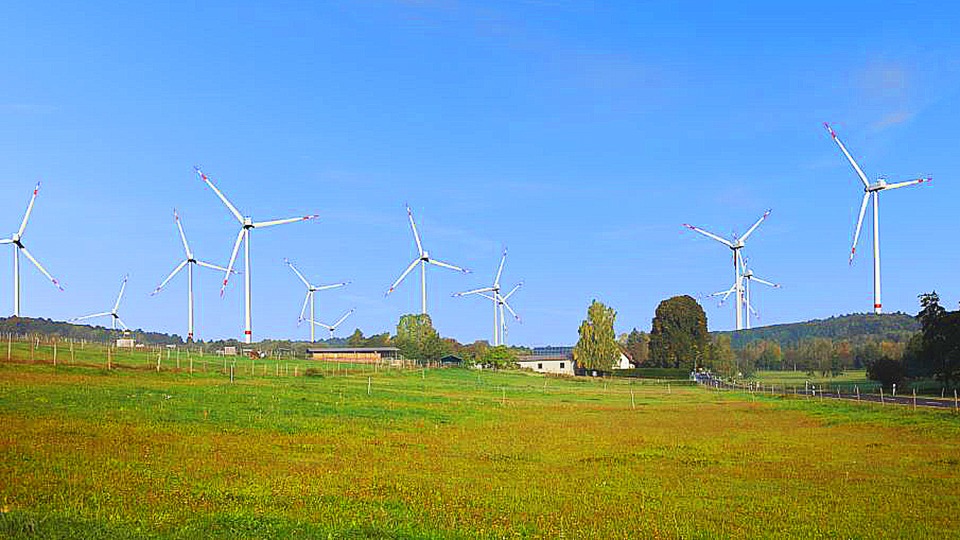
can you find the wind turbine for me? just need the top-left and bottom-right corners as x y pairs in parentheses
(709, 259), (780, 329)
(150, 209), (233, 342)
(824, 123), (931, 314)
(683, 209), (771, 331)
(1, 182), (63, 316)
(306, 308), (356, 339)
(196, 167), (318, 343)
(453, 248), (522, 345)
(71, 275), (130, 331)
(284, 258), (349, 342)
(386, 205), (469, 315)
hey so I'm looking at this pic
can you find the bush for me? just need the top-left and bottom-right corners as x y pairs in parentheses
(866, 356), (905, 390)
(609, 368), (689, 379)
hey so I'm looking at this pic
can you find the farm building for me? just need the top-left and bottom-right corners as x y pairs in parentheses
(306, 347), (401, 364)
(516, 356), (574, 375)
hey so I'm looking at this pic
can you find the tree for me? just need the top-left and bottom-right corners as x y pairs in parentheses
(573, 300), (619, 371)
(482, 345), (518, 369)
(395, 314), (445, 364)
(624, 329), (650, 366)
(347, 328), (365, 347)
(709, 334), (737, 376)
(648, 295), (708, 371)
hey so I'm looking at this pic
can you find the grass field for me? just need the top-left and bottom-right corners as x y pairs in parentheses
(2, 346), (960, 538)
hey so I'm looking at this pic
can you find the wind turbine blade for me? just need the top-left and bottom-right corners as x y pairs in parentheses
(824, 123), (870, 188)
(151, 260), (188, 296)
(682, 224), (734, 248)
(502, 299), (521, 322)
(850, 192), (870, 264)
(503, 282), (523, 300)
(750, 276), (781, 288)
(115, 317), (129, 331)
(284, 258), (313, 288)
(453, 286), (496, 297)
(314, 281), (349, 291)
(306, 318), (335, 331)
(71, 312), (112, 322)
(332, 309), (355, 329)
(253, 215), (318, 228)
(113, 275), (129, 312)
(195, 260), (232, 273)
(299, 291), (311, 322)
(173, 209), (193, 259)
(222, 228), (245, 295)
(195, 167), (245, 224)
(739, 209), (772, 242)
(17, 182), (41, 238)
(386, 259), (420, 296)
(0, 239), (12, 245)
(882, 177), (931, 190)
(18, 246), (63, 291)
(428, 259), (469, 273)
(477, 292), (497, 302)
(494, 248), (507, 287)
(406, 205), (424, 256)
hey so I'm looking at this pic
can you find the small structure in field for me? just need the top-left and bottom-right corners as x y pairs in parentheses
(116, 338), (135, 348)
(440, 354), (463, 367)
(223, 346), (238, 356)
(306, 347), (401, 364)
(518, 346), (575, 375)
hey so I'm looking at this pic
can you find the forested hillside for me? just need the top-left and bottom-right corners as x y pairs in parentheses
(715, 313), (919, 348)
(0, 317), (184, 345)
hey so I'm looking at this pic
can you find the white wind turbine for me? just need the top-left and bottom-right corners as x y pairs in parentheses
(709, 259), (780, 330)
(284, 258), (349, 342)
(683, 209), (771, 331)
(150, 209), (233, 342)
(196, 167), (318, 343)
(453, 248), (523, 346)
(1, 182), (63, 316)
(386, 205), (469, 315)
(71, 275), (130, 331)
(306, 308), (356, 340)
(824, 123), (931, 315)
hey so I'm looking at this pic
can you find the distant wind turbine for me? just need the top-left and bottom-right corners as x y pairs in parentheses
(1, 182), (63, 316)
(307, 308), (356, 339)
(196, 167), (318, 343)
(150, 209), (233, 342)
(683, 209), (771, 331)
(709, 259), (780, 329)
(824, 123), (931, 314)
(453, 248), (523, 346)
(285, 258), (349, 342)
(386, 205), (469, 315)
(71, 275), (130, 331)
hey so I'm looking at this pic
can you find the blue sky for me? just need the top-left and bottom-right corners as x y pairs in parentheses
(1, 1), (958, 345)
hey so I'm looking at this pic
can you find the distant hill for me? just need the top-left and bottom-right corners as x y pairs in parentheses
(714, 313), (920, 348)
(0, 317), (184, 345)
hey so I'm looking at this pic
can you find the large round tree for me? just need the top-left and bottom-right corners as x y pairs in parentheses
(649, 295), (709, 371)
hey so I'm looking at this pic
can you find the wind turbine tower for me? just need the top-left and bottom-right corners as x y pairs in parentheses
(150, 209), (232, 342)
(824, 123), (930, 314)
(196, 167), (318, 343)
(1, 182), (63, 316)
(709, 260), (780, 330)
(386, 205), (469, 315)
(683, 210), (771, 331)
(284, 258), (349, 342)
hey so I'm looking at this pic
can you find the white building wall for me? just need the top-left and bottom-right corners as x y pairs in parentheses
(517, 358), (574, 375)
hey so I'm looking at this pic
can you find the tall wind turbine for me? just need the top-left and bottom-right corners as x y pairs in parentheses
(386, 205), (469, 315)
(196, 167), (318, 343)
(307, 308), (355, 339)
(1, 182), (63, 316)
(453, 248), (522, 345)
(683, 209), (771, 331)
(71, 275), (130, 331)
(284, 258), (349, 342)
(150, 209), (232, 342)
(824, 123), (931, 314)
(709, 259), (780, 330)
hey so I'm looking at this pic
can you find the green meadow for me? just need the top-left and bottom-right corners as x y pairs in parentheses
(2, 345), (960, 538)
